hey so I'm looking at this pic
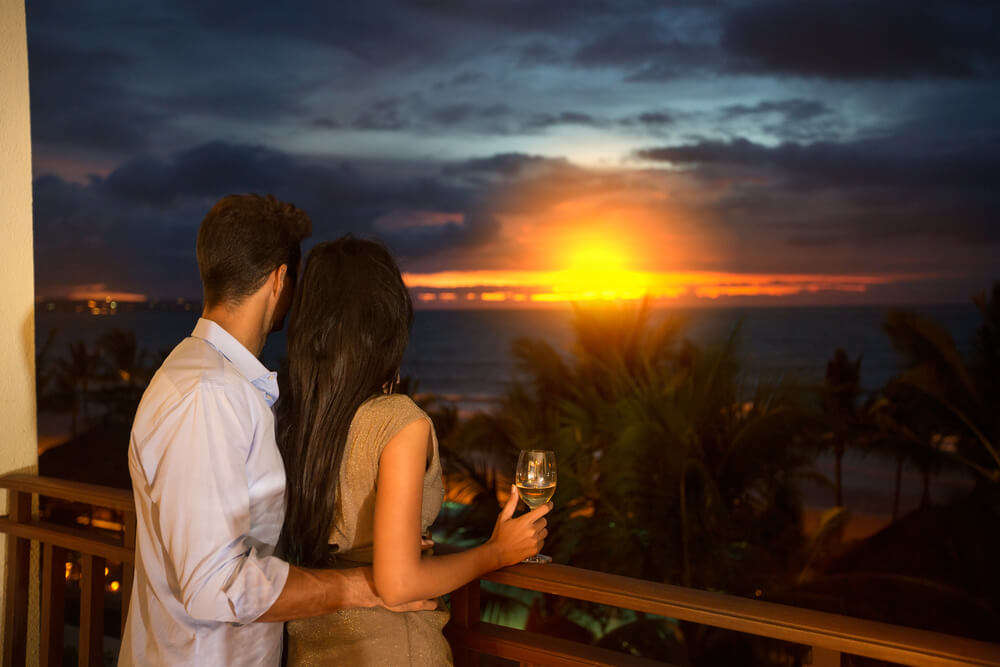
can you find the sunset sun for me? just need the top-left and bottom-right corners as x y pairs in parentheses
(566, 241), (628, 271)
(545, 238), (651, 302)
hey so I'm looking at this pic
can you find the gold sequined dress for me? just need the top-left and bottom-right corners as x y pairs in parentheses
(286, 394), (452, 666)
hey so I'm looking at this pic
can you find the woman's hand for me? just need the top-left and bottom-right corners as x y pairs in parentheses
(486, 485), (552, 568)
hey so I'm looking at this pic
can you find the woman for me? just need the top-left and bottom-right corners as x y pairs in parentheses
(277, 237), (550, 665)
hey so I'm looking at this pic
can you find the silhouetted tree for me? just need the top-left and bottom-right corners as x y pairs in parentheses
(35, 328), (58, 402)
(55, 340), (100, 437)
(883, 303), (1000, 489)
(822, 348), (863, 506)
(440, 301), (821, 663)
(98, 328), (146, 388)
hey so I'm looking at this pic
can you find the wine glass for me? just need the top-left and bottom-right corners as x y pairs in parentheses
(515, 450), (556, 564)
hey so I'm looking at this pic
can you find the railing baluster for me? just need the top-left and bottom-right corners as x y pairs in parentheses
(2, 490), (31, 667)
(40, 542), (68, 667)
(809, 647), (841, 667)
(79, 554), (106, 667)
(120, 511), (136, 634)
(3, 475), (1000, 667)
(450, 580), (481, 667)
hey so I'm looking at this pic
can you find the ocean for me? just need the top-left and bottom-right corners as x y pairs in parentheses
(35, 304), (983, 516)
(36, 303), (983, 409)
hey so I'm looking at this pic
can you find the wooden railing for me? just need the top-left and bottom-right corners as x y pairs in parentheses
(1, 474), (135, 667)
(448, 565), (1000, 666)
(2, 474), (1000, 667)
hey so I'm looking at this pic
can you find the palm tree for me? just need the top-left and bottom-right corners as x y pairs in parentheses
(55, 340), (101, 438)
(35, 328), (58, 404)
(970, 283), (1000, 473)
(441, 300), (822, 663)
(882, 301), (1000, 487)
(821, 349), (863, 506)
(98, 328), (146, 388)
(97, 328), (152, 424)
(867, 380), (951, 515)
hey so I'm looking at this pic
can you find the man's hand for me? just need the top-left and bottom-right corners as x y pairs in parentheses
(374, 536), (437, 611)
(380, 597), (439, 612)
(377, 536), (438, 611)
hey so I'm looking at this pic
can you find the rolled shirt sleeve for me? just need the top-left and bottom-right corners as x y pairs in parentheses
(142, 382), (289, 624)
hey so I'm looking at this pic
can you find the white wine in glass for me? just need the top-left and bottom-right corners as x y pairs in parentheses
(515, 450), (556, 564)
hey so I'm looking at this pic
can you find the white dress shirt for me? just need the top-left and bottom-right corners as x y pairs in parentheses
(120, 318), (289, 666)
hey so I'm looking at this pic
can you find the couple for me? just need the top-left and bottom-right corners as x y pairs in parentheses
(119, 194), (551, 665)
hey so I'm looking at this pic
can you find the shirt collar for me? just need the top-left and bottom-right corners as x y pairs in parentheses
(191, 318), (279, 406)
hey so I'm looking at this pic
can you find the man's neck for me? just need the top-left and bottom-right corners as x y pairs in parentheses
(202, 302), (269, 357)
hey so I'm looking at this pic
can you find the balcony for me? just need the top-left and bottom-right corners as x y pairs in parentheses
(2, 474), (1000, 667)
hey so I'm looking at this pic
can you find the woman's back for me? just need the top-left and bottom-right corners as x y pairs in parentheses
(331, 394), (444, 561)
(286, 394), (451, 665)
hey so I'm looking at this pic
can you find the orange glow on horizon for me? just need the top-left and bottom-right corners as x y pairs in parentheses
(404, 269), (910, 304)
(57, 283), (148, 303)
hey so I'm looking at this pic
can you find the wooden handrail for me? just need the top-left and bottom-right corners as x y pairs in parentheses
(448, 622), (663, 666)
(1, 474), (136, 667)
(0, 518), (134, 563)
(0, 473), (133, 512)
(3, 473), (1000, 667)
(474, 564), (1000, 667)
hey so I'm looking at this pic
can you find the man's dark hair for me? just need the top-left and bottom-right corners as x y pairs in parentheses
(196, 194), (312, 307)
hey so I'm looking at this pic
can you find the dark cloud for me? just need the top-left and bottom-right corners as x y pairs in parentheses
(376, 210), (502, 257)
(25, 0), (1000, 304)
(635, 134), (1000, 248)
(522, 111), (607, 130)
(618, 110), (678, 130)
(636, 135), (999, 191)
(721, 0), (999, 80)
(32, 173), (205, 297)
(557, 1), (998, 83)
(443, 153), (571, 183)
(350, 96), (611, 135)
(518, 42), (562, 67)
(572, 22), (717, 81)
(311, 117), (342, 130)
(432, 70), (488, 90)
(636, 111), (675, 125)
(717, 99), (841, 142)
(103, 143), (299, 205)
(26, 39), (166, 155)
(352, 98), (520, 134)
(427, 103), (513, 128)
(174, 1), (434, 68)
(352, 97), (409, 131)
(26, 8), (322, 159)
(33, 141), (519, 295)
(721, 99), (831, 122)
(401, 0), (658, 33)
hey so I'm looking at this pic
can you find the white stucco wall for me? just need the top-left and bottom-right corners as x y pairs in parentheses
(0, 1), (39, 664)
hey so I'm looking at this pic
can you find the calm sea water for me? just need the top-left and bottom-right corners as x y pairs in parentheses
(36, 304), (981, 408)
(34, 304), (983, 514)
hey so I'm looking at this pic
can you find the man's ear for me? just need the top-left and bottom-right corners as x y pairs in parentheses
(272, 264), (288, 298)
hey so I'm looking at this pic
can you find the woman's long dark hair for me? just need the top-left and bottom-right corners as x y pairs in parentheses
(276, 237), (413, 567)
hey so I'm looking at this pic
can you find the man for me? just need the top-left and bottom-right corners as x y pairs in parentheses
(120, 194), (432, 665)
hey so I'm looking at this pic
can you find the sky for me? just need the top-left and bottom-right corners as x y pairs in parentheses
(26, 0), (1000, 306)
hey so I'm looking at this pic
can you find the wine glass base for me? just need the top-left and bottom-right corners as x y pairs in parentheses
(521, 554), (552, 564)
